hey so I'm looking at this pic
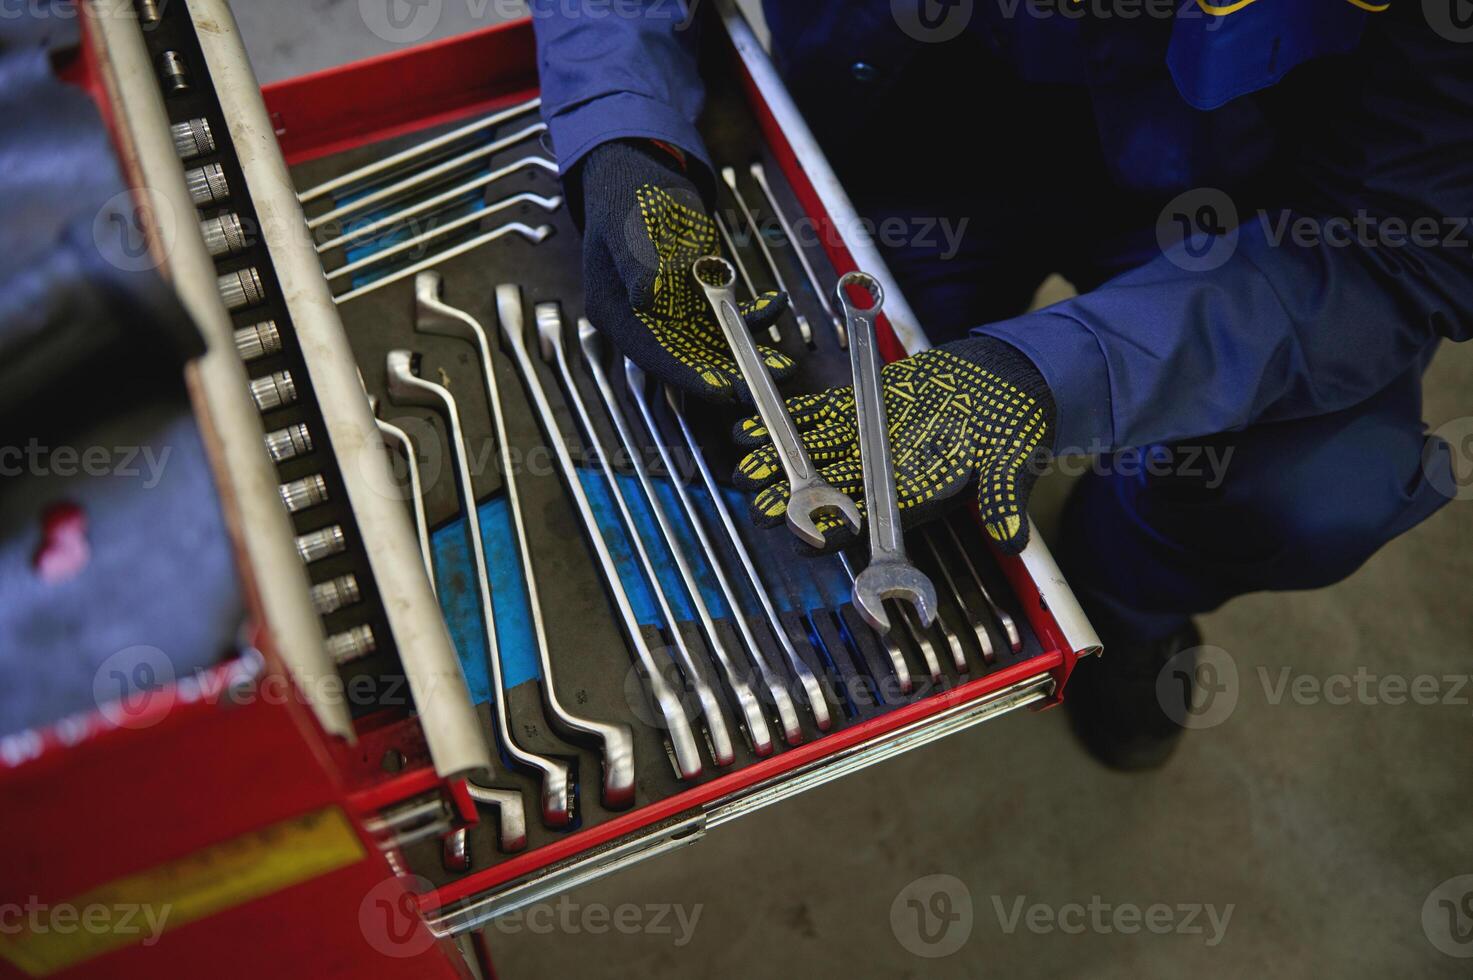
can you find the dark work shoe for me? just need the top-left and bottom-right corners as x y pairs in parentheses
(1064, 621), (1204, 771)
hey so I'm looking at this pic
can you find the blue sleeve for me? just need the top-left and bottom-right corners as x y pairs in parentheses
(978, 8), (1473, 454)
(530, 1), (712, 175)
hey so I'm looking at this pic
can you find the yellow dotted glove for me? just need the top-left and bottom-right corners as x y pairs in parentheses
(732, 340), (1055, 554)
(579, 141), (793, 403)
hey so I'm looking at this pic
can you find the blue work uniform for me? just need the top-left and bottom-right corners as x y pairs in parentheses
(532, 1), (1470, 640)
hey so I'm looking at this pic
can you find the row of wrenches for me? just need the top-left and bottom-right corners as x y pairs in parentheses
(374, 271), (1023, 856)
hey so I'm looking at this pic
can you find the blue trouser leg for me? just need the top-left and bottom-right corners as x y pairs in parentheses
(1054, 355), (1455, 643)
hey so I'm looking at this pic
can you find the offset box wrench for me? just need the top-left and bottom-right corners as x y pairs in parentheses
(369, 397), (435, 593)
(306, 122), (547, 231)
(581, 328), (774, 757)
(836, 272), (937, 634)
(315, 156), (558, 255)
(625, 359), (804, 746)
(542, 309), (736, 768)
(495, 287), (703, 781)
(721, 166), (811, 347)
(298, 96), (541, 204)
(415, 273), (637, 809)
(835, 552), (912, 693)
(694, 257), (861, 549)
(919, 531), (983, 670)
(748, 162), (847, 349)
(713, 213), (780, 344)
(664, 387), (834, 731)
(944, 519), (1023, 654)
(386, 350), (574, 827)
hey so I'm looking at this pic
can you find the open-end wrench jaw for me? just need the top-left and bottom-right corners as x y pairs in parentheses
(852, 560), (939, 636)
(693, 256), (861, 549)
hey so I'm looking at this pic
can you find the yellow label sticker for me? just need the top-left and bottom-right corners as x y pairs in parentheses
(0, 806), (365, 976)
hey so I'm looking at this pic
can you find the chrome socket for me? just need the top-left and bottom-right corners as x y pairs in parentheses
(279, 474), (329, 514)
(234, 319), (281, 361)
(264, 422), (312, 462)
(185, 163), (229, 207)
(311, 574), (361, 615)
(326, 625), (376, 664)
(201, 212), (247, 258)
(249, 370), (297, 412)
(171, 118), (215, 160)
(295, 525), (346, 564)
(218, 267), (266, 311)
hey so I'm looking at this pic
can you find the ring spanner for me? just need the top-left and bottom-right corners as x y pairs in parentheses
(836, 272), (937, 635)
(386, 350), (574, 827)
(416, 273), (637, 808)
(495, 287), (703, 781)
(693, 256), (860, 549)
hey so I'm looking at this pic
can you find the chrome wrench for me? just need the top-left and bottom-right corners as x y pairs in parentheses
(386, 350), (574, 827)
(943, 519), (1023, 654)
(748, 162), (846, 349)
(542, 309), (735, 768)
(713, 213), (780, 344)
(693, 256), (860, 549)
(415, 273), (637, 809)
(333, 222), (551, 304)
(836, 552), (912, 694)
(580, 326), (774, 757)
(837, 272), (937, 634)
(626, 359), (804, 746)
(495, 287), (703, 781)
(920, 531), (983, 670)
(371, 403), (435, 593)
(665, 387), (833, 731)
(721, 166), (811, 346)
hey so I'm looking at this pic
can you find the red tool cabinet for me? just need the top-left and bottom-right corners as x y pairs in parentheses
(0, 4), (1100, 978)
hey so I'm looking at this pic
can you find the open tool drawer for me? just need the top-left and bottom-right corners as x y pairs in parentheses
(260, 5), (1101, 934)
(0, 3), (1099, 977)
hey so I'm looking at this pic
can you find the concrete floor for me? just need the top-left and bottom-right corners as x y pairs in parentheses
(237, 7), (1473, 976)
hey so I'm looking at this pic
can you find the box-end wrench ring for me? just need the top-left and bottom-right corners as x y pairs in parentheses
(837, 272), (937, 635)
(693, 256), (860, 549)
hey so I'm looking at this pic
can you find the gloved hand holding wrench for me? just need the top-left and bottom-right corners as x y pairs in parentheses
(694, 256), (862, 550)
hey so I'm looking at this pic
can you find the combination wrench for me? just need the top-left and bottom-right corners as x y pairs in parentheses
(386, 350), (574, 827)
(920, 531), (983, 670)
(664, 387), (833, 731)
(748, 162), (846, 349)
(836, 552), (912, 693)
(415, 273), (637, 808)
(495, 286), (703, 781)
(626, 359), (804, 746)
(836, 272), (937, 634)
(581, 325), (774, 757)
(542, 309), (735, 768)
(713, 212), (780, 344)
(943, 519), (1023, 653)
(721, 166), (811, 347)
(694, 256), (861, 549)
